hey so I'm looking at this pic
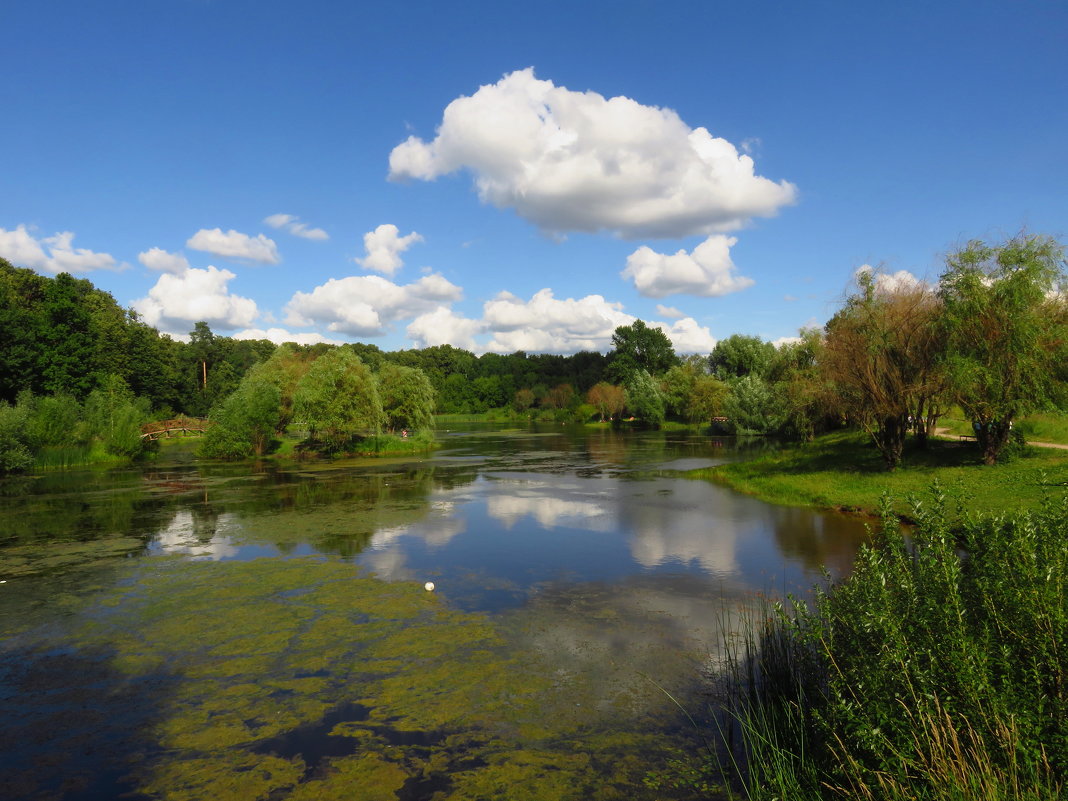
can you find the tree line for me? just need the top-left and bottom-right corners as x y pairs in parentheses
(1, 231), (1065, 471)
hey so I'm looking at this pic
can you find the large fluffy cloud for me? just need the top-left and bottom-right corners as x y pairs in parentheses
(187, 228), (280, 264)
(406, 307), (484, 350)
(474, 288), (715, 355)
(481, 289), (631, 353)
(357, 224), (423, 275)
(0, 224), (119, 274)
(390, 68), (796, 239)
(132, 265), (258, 336)
(263, 213), (329, 241)
(622, 235), (754, 297)
(284, 273), (462, 336)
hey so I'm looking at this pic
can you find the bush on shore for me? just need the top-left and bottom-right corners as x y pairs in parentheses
(722, 484), (1067, 800)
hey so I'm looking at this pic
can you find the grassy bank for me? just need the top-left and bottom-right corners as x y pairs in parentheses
(697, 429), (1068, 519)
(716, 493), (1067, 800)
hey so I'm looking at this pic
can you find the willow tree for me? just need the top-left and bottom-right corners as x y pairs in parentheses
(822, 270), (946, 470)
(378, 363), (435, 432)
(939, 234), (1068, 465)
(292, 349), (383, 450)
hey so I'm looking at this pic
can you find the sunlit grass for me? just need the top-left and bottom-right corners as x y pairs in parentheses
(698, 429), (1068, 519)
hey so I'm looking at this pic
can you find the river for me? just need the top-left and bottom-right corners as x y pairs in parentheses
(0, 425), (869, 800)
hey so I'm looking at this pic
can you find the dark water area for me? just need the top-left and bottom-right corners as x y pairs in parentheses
(0, 424), (869, 800)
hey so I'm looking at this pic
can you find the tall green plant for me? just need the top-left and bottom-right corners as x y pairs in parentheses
(939, 234), (1068, 465)
(293, 349), (383, 450)
(724, 485), (1067, 800)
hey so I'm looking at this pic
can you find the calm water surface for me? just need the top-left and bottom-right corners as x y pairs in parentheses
(0, 425), (869, 801)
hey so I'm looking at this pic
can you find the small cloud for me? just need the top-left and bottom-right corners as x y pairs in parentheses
(187, 228), (280, 264)
(263, 213), (328, 241)
(655, 304), (686, 319)
(622, 235), (754, 298)
(854, 264), (926, 293)
(357, 224), (423, 276)
(0, 224), (121, 274)
(783, 294), (797, 302)
(138, 247), (190, 275)
(284, 272), (462, 336)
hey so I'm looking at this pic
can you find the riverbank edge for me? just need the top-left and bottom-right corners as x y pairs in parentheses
(688, 429), (1068, 521)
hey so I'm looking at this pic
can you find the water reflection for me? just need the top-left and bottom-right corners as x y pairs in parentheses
(149, 509), (240, 560)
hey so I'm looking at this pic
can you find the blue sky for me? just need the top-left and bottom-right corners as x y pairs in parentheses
(3, 1), (1066, 353)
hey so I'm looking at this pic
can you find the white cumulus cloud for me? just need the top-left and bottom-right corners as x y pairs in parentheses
(652, 317), (718, 355)
(390, 68), (797, 239)
(284, 272), (462, 336)
(482, 289), (632, 353)
(187, 228), (280, 264)
(407, 307), (483, 350)
(263, 213), (329, 241)
(656, 304), (686, 319)
(132, 265), (258, 336)
(622, 235), (753, 298)
(357, 223), (423, 275)
(0, 224), (120, 274)
(231, 327), (343, 346)
(138, 247), (191, 275)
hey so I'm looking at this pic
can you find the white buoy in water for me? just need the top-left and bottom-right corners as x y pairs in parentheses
(424, 581), (436, 592)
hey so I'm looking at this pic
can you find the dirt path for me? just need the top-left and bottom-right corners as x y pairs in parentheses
(933, 427), (1068, 451)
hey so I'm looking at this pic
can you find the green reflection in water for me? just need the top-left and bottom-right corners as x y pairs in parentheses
(3, 556), (704, 800)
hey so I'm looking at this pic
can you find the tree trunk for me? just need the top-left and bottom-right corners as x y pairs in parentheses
(873, 413), (908, 470)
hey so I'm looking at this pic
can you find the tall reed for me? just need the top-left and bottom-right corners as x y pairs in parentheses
(719, 482), (1067, 800)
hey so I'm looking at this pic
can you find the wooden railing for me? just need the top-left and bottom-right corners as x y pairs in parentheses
(140, 417), (211, 440)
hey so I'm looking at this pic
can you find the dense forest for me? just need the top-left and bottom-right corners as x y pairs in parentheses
(2, 232), (1066, 472)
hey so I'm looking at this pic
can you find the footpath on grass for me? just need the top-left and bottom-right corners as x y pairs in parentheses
(696, 429), (1068, 521)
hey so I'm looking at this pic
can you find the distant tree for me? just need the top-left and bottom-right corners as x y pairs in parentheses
(723, 374), (781, 435)
(199, 369), (281, 459)
(513, 388), (535, 413)
(83, 374), (149, 457)
(608, 320), (678, 382)
(541, 383), (576, 410)
(624, 370), (665, 426)
(379, 363), (436, 432)
(939, 233), (1068, 464)
(768, 328), (831, 442)
(0, 400), (33, 473)
(822, 270), (945, 469)
(189, 321), (216, 393)
(293, 349), (383, 450)
(709, 334), (777, 381)
(586, 382), (625, 422)
(687, 374), (729, 425)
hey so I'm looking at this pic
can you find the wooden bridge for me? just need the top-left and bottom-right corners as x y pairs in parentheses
(140, 417), (211, 440)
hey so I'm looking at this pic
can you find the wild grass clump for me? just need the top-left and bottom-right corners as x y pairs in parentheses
(722, 483), (1067, 800)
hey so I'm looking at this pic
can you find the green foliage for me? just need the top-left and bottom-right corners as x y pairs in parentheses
(939, 233), (1068, 465)
(708, 333), (777, 380)
(83, 374), (148, 457)
(377, 363), (435, 432)
(725, 488), (1068, 799)
(608, 319), (678, 382)
(723, 374), (781, 435)
(199, 371), (282, 459)
(624, 370), (665, 426)
(293, 349), (383, 451)
(0, 400), (33, 473)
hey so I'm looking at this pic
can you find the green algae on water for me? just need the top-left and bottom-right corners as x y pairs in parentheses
(22, 556), (697, 800)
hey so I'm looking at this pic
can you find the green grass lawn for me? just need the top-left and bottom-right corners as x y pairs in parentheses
(938, 407), (1068, 444)
(699, 429), (1068, 519)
